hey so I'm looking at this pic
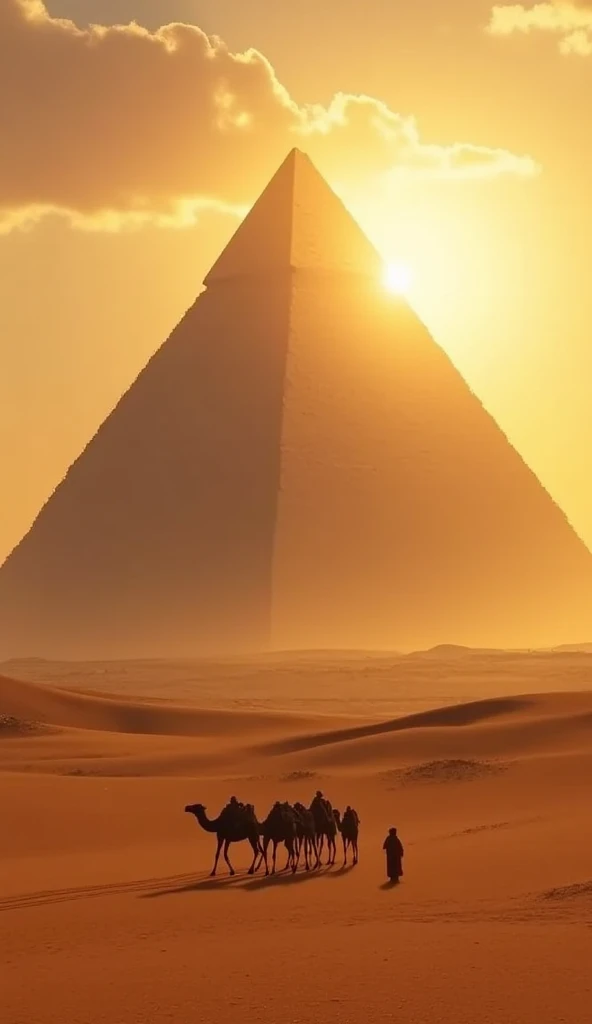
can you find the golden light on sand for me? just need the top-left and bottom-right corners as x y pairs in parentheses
(384, 261), (413, 295)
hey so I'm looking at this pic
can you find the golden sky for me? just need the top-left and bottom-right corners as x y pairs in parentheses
(1, 0), (591, 561)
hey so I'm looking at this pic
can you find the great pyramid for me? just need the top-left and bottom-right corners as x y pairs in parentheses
(1, 149), (591, 658)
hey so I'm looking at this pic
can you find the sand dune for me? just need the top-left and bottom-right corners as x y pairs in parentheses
(0, 672), (339, 738)
(2, 653), (592, 1024)
(262, 691), (592, 768)
(2, 671), (592, 780)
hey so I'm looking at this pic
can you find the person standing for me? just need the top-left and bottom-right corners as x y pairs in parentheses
(383, 826), (404, 883)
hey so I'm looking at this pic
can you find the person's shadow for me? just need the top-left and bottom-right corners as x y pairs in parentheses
(379, 879), (401, 890)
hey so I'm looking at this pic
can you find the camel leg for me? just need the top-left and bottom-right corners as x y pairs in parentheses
(317, 833), (325, 866)
(304, 838), (310, 871)
(258, 840), (267, 873)
(282, 842), (292, 872)
(329, 836), (336, 866)
(342, 835), (348, 867)
(290, 838), (299, 874)
(210, 836), (224, 877)
(353, 839), (358, 866)
(222, 839), (235, 876)
(247, 837), (260, 875)
(259, 837), (270, 876)
(323, 835), (330, 867)
(313, 834), (320, 869)
(271, 840), (278, 875)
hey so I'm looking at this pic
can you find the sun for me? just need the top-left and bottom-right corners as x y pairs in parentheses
(384, 262), (414, 295)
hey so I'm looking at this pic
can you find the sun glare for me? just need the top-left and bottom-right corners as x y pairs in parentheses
(384, 261), (413, 295)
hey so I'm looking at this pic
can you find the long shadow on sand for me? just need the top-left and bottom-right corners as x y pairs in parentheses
(142, 864), (355, 899)
(142, 874), (246, 897)
(243, 863), (354, 891)
(322, 864), (356, 880)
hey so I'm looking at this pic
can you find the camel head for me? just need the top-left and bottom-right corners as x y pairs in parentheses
(184, 802), (205, 815)
(333, 808), (341, 824)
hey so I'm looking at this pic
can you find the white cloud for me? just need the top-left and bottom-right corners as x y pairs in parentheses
(488, 2), (592, 54)
(0, 0), (540, 232)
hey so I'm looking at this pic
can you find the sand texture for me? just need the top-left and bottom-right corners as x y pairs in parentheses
(2, 649), (592, 1023)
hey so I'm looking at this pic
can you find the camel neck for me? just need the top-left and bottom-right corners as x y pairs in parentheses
(195, 808), (220, 832)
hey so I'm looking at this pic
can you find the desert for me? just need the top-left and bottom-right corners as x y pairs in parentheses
(2, 648), (592, 1024)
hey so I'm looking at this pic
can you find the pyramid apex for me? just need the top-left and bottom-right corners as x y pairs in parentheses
(275, 146), (308, 172)
(204, 148), (381, 284)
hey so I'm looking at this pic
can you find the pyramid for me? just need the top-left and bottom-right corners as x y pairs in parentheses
(1, 149), (591, 658)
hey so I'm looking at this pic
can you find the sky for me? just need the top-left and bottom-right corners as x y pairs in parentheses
(1, 0), (591, 561)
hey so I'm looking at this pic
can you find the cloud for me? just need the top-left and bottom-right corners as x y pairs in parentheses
(0, 0), (540, 233)
(488, 2), (592, 54)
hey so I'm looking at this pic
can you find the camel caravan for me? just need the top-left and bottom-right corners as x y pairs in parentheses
(185, 790), (360, 878)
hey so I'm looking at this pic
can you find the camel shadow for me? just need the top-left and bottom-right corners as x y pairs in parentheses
(324, 864), (356, 879)
(141, 862), (356, 899)
(241, 866), (334, 891)
(142, 873), (246, 898)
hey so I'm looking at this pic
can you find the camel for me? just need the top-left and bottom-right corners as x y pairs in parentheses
(255, 801), (299, 875)
(309, 792), (337, 866)
(334, 806), (360, 866)
(184, 802), (262, 877)
(293, 802), (319, 871)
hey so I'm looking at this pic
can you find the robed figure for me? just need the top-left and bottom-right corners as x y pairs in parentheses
(383, 827), (404, 883)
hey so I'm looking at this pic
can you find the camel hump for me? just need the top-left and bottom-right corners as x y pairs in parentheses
(219, 798), (248, 827)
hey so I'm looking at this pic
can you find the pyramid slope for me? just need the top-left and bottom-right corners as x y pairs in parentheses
(0, 275), (292, 658)
(271, 275), (592, 649)
(205, 149), (381, 283)
(1, 149), (591, 658)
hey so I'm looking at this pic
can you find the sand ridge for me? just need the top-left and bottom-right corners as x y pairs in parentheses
(0, 671), (347, 737)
